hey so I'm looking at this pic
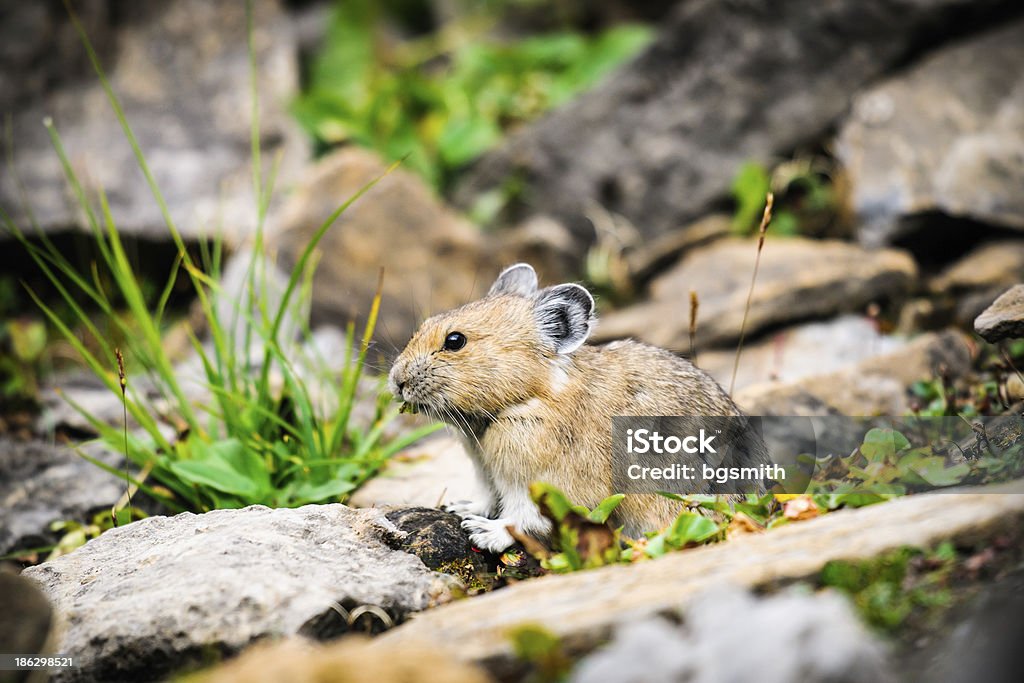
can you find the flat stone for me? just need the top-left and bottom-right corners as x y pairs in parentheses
(975, 284), (1024, 342)
(929, 241), (1024, 326)
(837, 21), (1024, 245)
(23, 504), (461, 683)
(735, 330), (973, 416)
(350, 435), (487, 510)
(0, 438), (124, 556)
(188, 635), (493, 683)
(570, 587), (890, 683)
(594, 238), (917, 350)
(698, 315), (907, 392)
(375, 479), (1024, 672)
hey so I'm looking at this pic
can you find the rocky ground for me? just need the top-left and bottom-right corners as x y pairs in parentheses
(3, 0), (1024, 682)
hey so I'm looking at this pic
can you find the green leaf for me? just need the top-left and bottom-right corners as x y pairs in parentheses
(169, 459), (257, 499)
(860, 428), (910, 462)
(7, 319), (46, 361)
(910, 459), (971, 487)
(664, 512), (719, 546)
(168, 439), (266, 499)
(588, 494), (625, 524)
(731, 161), (771, 234)
(530, 482), (574, 521)
(291, 477), (358, 505)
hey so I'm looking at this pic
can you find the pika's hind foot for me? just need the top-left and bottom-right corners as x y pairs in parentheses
(460, 514), (515, 552)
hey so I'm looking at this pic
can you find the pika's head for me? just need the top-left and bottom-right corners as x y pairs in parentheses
(388, 264), (595, 420)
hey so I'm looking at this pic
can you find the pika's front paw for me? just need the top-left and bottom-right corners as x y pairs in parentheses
(445, 500), (494, 518)
(460, 515), (515, 553)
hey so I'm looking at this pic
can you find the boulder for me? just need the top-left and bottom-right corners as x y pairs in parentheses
(0, 0), (306, 243)
(735, 330), (973, 416)
(975, 285), (1024, 342)
(837, 21), (1024, 246)
(375, 479), (1024, 675)
(22, 504), (464, 682)
(453, 0), (1023, 253)
(0, 439), (124, 556)
(267, 148), (497, 345)
(594, 238), (917, 350)
(570, 587), (891, 683)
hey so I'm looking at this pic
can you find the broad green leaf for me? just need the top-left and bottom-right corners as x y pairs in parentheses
(588, 494), (625, 524)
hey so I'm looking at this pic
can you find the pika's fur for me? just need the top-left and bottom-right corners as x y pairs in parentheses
(389, 264), (766, 552)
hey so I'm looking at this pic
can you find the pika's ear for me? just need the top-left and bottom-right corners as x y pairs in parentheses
(534, 284), (595, 354)
(488, 263), (538, 297)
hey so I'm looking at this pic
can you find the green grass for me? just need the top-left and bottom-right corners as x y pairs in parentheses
(0, 0), (441, 516)
(293, 0), (652, 194)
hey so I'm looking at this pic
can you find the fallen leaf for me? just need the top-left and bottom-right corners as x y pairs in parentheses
(728, 511), (765, 535)
(782, 496), (820, 521)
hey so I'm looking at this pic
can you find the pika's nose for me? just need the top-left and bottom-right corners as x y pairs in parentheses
(388, 363), (407, 397)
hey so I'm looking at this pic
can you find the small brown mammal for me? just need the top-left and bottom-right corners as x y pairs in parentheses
(389, 264), (767, 552)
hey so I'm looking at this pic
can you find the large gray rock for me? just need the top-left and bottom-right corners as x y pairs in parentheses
(837, 21), (1024, 246)
(0, 0), (305, 242)
(453, 0), (1022, 252)
(0, 439), (123, 556)
(22, 504), (462, 683)
(594, 238), (917, 350)
(376, 480), (1024, 672)
(571, 587), (892, 683)
(975, 284), (1024, 342)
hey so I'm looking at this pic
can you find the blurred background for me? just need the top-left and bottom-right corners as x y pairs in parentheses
(3, 4), (1024, 681)
(2, 0), (1023, 408)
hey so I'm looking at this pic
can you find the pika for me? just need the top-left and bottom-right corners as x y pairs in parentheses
(389, 264), (768, 552)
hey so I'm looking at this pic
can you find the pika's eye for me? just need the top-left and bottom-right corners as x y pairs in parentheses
(443, 332), (467, 351)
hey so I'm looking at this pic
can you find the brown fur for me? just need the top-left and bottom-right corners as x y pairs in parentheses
(389, 265), (757, 548)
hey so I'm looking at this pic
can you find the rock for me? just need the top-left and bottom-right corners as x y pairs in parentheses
(375, 479), (1024, 674)
(735, 330), (973, 416)
(453, 0), (1022, 252)
(975, 285), (1024, 342)
(190, 635), (494, 683)
(490, 215), (579, 287)
(0, 570), (55, 666)
(570, 587), (892, 683)
(837, 21), (1024, 246)
(906, 567), (1024, 683)
(697, 314), (907, 392)
(624, 214), (732, 287)
(267, 148), (497, 345)
(930, 240), (1024, 327)
(350, 435), (487, 510)
(594, 238), (917, 350)
(0, 439), (124, 556)
(384, 508), (478, 570)
(0, 0), (306, 242)
(22, 504), (462, 683)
